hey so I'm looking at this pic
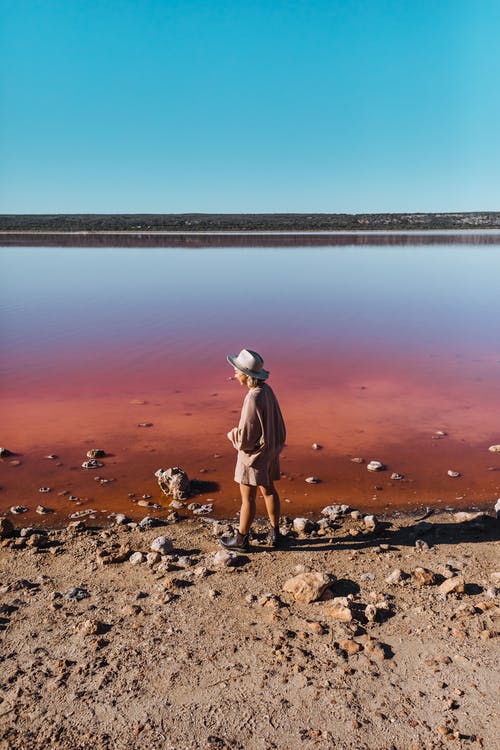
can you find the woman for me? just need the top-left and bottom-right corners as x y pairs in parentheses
(221, 349), (286, 551)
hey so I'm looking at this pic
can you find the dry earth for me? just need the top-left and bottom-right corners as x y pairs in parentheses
(1, 509), (499, 750)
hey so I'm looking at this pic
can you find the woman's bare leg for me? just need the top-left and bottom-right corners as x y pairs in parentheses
(239, 483), (257, 534)
(259, 483), (280, 528)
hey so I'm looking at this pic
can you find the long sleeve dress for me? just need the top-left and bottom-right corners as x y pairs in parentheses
(228, 382), (286, 486)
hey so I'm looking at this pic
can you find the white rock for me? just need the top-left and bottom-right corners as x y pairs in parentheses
(146, 552), (161, 566)
(305, 476), (320, 484)
(283, 571), (332, 603)
(367, 461), (385, 472)
(129, 552), (144, 565)
(213, 549), (238, 567)
(293, 517), (314, 534)
(447, 470), (461, 478)
(385, 568), (406, 585)
(10, 506), (28, 514)
(150, 536), (174, 555)
(363, 514), (379, 532)
(311, 443), (321, 450)
(488, 445), (500, 453)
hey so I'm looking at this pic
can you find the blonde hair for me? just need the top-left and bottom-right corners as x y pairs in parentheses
(243, 374), (261, 389)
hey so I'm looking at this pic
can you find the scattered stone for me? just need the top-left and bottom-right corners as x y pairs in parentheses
(350, 457), (365, 464)
(0, 517), (15, 538)
(293, 517), (315, 534)
(146, 551), (162, 566)
(305, 476), (320, 484)
(323, 597), (353, 622)
(311, 443), (321, 450)
(365, 604), (377, 622)
(69, 509), (96, 519)
(360, 572), (375, 581)
(213, 549), (239, 567)
(155, 467), (190, 500)
(112, 513), (129, 525)
(390, 472), (404, 480)
(38, 487), (51, 493)
(321, 504), (350, 519)
(150, 536), (174, 555)
(415, 539), (431, 551)
(138, 516), (164, 530)
(81, 618), (106, 635)
(192, 504), (214, 515)
(447, 470), (461, 478)
(137, 499), (161, 508)
(0, 447), (14, 457)
(82, 459), (104, 469)
(87, 449), (106, 459)
(339, 638), (363, 655)
(67, 520), (86, 533)
(36, 505), (53, 515)
(138, 422), (153, 428)
(129, 552), (144, 565)
(45, 454), (58, 459)
(439, 576), (465, 597)
(488, 444), (500, 453)
(367, 461), (385, 472)
(363, 515), (379, 532)
(454, 511), (485, 523)
(283, 572), (332, 603)
(361, 635), (387, 661)
(350, 510), (362, 521)
(169, 500), (185, 509)
(66, 587), (90, 601)
(412, 567), (436, 586)
(10, 506), (28, 514)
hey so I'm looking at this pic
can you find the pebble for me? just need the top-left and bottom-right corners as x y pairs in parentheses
(283, 572), (332, 603)
(192, 504), (214, 515)
(38, 487), (51, 493)
(10, 506), (28, 514)
(360, 572), (375, 581)
(439, 576), (465, 597)
(86, 449), (106, 459)
(66, 587), (90, 601)
(363, 515), (379, 532)
(138, 422), (153, 428)
(82, 460), (104, 469)
(293, 517), (315, 534)
(0, 447), (14, 457)
(150, 536), (174, 555)
(138, 516), (164, 529)
(36, 505), (53, 514)
(447, 470), (461, 478)
(390, 472), (404, 480)
(412, 567), (436, 586)
(488, 444), (500, 453)
(367, 460), (385, 472)
(146, 552), (161, 566)
(323, 597), (353, 622)
(81, 618), (106, 635)
(350, 457), (365, 464)
(213, 549), (239, 567)
(44, 454), (58, 459)
(415, 539), (431, 551)
(129, 552), (144, 565)
(305, 476), (320, 484)
(311, 443), (321, 450)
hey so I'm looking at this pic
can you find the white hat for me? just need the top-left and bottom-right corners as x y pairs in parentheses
(227, 349), (269, 380)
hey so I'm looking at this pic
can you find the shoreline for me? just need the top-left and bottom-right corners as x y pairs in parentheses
(1, 508), (498, 749)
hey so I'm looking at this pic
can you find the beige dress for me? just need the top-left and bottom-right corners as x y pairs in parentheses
(228, 383), (286, 486)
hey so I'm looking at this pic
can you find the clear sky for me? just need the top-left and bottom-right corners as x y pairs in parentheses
(1, 0), (499, 214)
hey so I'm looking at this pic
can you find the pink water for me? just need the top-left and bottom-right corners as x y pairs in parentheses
(1, 235), (500, 525)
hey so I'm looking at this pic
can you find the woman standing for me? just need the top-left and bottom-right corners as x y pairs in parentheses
(221, 349), (286, 551)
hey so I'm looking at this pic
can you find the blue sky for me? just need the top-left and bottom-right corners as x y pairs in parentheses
(1, 0), (499, 214)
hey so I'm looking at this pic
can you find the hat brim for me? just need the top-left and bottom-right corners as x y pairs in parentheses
(227, 354), (269, 380)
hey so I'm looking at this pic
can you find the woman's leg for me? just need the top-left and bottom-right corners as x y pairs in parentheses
(259, 483), (280, 528)
(239, 483), (257, 534)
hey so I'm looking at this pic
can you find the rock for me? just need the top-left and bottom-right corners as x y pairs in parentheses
(305, 476), (320, 484)
(87, 449), (106, 459)
(26, 533), (47, 548)
(67, 520), (86, 532)
(350, 457), (365, 464)
(415, 539), (431, 551)
(488, 444), (500, 453)
(321, 504), (350, 519)
(36, 505), (53, 515)
(10, 506), (28, 514)
(350, 510), (362, 521)
(138, 422), (153, 428)
(138, 516), (164, 530)
(362, 636), (387, 661)
(81, 618), (106, 635)
(385, 568), (407, 585)
(367, 461), (385, 472)
(447, 470), (461, 478)
(365, 604), (377, 622)
(439, 576), (465, 596)
(360, 572), (375, 581)
(129, 552), (144, 565)
(494, 499), (500, 519)
(213, 549), (239, 567)
(293, 517), (315, 534)
(66, 587), (90, 601)
(363, 515), (379, 532)
(38, 487), (51, 493)
(192, 504), (214, 515)
(150, 536), (174, 555)
(390, 472), (404, 480)
(82, 459), (104, 469)
(454, 511), (485, 523)
(0, 517), (15, 538)
(69, 509), (96, 519)
(339, 638), (363, 655)
(311, 443), (321, 450)
(155, 467), (190, 501)
(323, 597), (353, 622)
(412, 567), (436, 586)
(113, 513), (129, 525)
(146, 552), (161, 566)
(283, 572), (332, 603)
(0, 447), (14, 457)
(137, 500), (162, 509)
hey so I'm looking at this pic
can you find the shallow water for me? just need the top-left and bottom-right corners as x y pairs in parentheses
(1, 236), (500, 525)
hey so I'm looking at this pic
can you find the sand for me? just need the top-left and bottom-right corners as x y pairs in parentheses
(0, 509), (499, 750)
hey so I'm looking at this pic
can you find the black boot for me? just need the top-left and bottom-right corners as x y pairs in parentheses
(220, 531), (250, 552)
(269, 526), (281, 549)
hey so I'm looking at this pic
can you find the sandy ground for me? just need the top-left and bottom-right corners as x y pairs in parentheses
(0, 508), (499, 750)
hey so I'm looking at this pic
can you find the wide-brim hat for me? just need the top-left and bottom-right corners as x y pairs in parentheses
(227, 349), (269, 380)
